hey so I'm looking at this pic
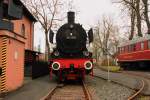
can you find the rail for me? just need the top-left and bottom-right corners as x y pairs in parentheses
(40, 86), (58, 100)
(41, 81), (92, 100)
(127, 80), (145, 100)
(82, 80), (92, 100)
(121, 71), (146, 100)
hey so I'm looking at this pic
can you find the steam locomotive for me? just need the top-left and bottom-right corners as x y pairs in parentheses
(49, 11), (94, 81)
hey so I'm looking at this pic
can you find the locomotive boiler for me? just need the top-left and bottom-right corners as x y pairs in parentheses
(49, 11), (94, 81)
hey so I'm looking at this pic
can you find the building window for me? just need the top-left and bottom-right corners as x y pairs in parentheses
(148, 40), (150, 49)
(21, 24), (25, 36)
(141, 42), (144, 50)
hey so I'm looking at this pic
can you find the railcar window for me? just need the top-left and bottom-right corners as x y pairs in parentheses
(126, 46), (128, 53)
(128, 45), (130, 52)
(127, 46), (129, 53)
(133, 44), (136, 51)
(118, 47), (120, 54)
(129, 44), (134, 52)
(124, 46), (126, 53)
(123, 46), (125, 53)
(129, 45), (132, 52)
(133, 45), (135, 51)
(127, 45), (129, 52)
(130, 45), (132, 52)
(124, 46), (126, 52)
(141, 42), (144, 50)
(131, 45), (133, 52)
(120, 47), (122, 53)
(148, 41), (150, 49)
(122, 47), (124, 53)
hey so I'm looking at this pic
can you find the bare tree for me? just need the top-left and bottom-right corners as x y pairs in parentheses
(93, 39), (100, 61)
(93, 16), (120, 63)
(129, 0), (136, 40)
(22, 0), (65, 60)
(114, 0), (143, 39)
(136, 0), (142, 37)
(142, 0), (150, 34)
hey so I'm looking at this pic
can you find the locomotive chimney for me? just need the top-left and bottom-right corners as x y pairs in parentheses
(67, 11), (75, 23)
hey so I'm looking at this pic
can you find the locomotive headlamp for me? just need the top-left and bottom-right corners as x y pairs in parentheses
(83, 51), (89, 56)
(70, 24), (74, 29)
(52, 62), (60, 70)
(84, 61), (93, 70)
(54, 51), (59, 56)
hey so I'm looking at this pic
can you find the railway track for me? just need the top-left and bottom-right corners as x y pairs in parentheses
(127, 80), (145, 100)
(122, 71), (150, 99)
(41, 80), (92, 100)
(93, 74), (145, 100)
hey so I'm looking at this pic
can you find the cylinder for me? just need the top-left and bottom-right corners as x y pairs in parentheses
(67, 11), (75, 23)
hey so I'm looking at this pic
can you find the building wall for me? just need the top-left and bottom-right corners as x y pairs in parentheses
(0, 31), (25, 92)
(6, 38), (25, 91)
(0, 15), (34, 92)
(12, 16), (34, 50)
(0, 38), (2, 70)
(0, 0), (35, 92)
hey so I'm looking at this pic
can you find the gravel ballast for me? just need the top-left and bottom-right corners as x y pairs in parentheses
(85, 76), (135, 100)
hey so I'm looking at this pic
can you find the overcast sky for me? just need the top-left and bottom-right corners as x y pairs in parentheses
(34, 0), (120, 53)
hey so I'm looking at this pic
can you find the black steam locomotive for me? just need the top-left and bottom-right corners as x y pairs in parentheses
(49, 11), (94, 81)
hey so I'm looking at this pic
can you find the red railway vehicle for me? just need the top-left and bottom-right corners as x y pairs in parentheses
(49, 12), (94, 81)
(117, 35), (150, 70)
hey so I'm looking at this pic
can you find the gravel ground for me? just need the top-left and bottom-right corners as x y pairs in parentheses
(2, 70), (135, 100)
(85, 76), (135, 100)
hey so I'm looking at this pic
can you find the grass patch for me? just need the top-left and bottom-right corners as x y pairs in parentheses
(99, 66), (121, 72)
